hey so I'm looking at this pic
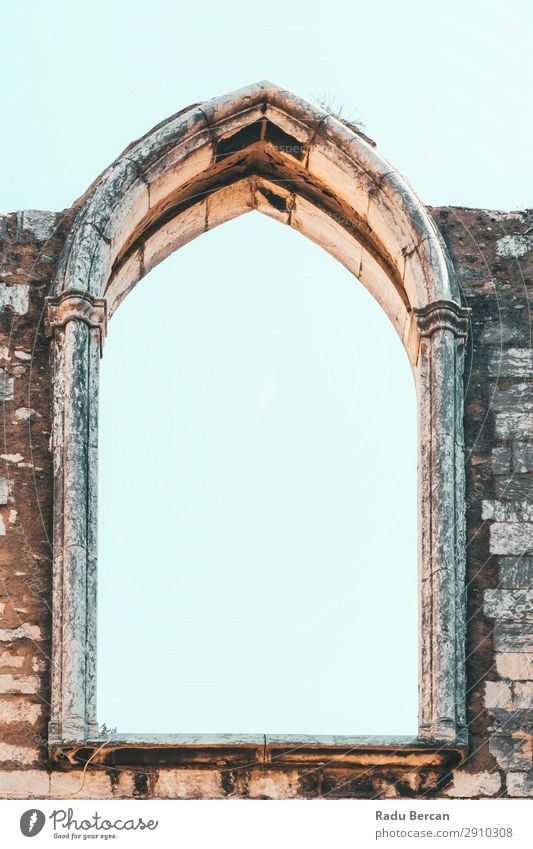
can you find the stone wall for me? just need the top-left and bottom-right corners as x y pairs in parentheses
(0, 203), (531, 799)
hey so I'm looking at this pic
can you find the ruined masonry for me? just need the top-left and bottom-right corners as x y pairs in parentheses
(0, 83), (532, 799)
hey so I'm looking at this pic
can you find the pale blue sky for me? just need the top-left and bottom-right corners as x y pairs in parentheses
(2, 0), (532, 213)
(98, 219), (417, 735)
(2, 0), (531, 736)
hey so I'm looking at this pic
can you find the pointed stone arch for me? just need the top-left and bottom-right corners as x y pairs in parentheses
(46, 82), (469, 763)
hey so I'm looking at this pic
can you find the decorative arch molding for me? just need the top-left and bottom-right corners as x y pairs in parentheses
(45, 82), (470, 765)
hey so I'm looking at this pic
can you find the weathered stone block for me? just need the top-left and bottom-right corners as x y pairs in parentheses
(513, 442), (533, 473)
(496, 653), (533, 680)
(246, 771), (298, 799)
(507, 771), (533, 797)
(0, 478), (9, 505)
(495, 622), (533, 652)
(495, 476), (533, 500)
(495, 412), (533, 441)
(0, 624), (42, 642)
(485, 680), (513, 710)
(496, 234), (533, 259)
(492, 384), (533, 413)
(488, 348), (533, 378)
(49, 771), (113, 799)
(0, 769), (49, 798)
(482, 500), (533, 523)
(0, 652), (23, 668)
(155, 769), (224, 799)
(489, 709), (533, 733)
(13, 407), (39, 423)
(0, 374), (14, 402)
(514, 682), (533, 708)
(0, 283), (29, 315)
(445, 770), (501, 798)
(114, 771), (136, 798)
(484, 589), (533, 620)
(0, 743), (39, 766)
(499, 556), (533, 587)
(491, 445), (511, 475)
(489, 734), (532, 770)
(0, 698), (42, 723)
(490, 523), (533, 555)
(17, 210), (57, 242)
(479, 320), (522, 346)
(0, 674), (39, 694)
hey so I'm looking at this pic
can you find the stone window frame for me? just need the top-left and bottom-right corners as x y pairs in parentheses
(44, 82), (470, 770)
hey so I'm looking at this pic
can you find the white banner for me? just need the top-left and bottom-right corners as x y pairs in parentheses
(0, 799), (532, 849)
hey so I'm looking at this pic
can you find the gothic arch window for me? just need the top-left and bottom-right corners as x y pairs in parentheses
(45, 82), (469, 767)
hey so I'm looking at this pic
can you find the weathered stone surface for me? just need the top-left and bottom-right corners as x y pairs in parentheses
(445, 770), (501, 798)
(0, 625), (42, 642)
(495, 474), (533, 501)
(489, 734), (532, 770)
(483, 500), (533, 523)
(0, 652), (23, 668)
(494, 622), (533, 652)
(246, 772), (299, 799)
(0, 478), (9, 505)
(496, 234), (533, 259)
(484, 589), (533, 620)
(0, 743), (39, 766)
(496, 653), (533, 680)
(488, 348), (533, 378)
(513, 442), (533, 473)
(155, 769), (225, 799)
(13, 350), (31, 361)
(491, 445), (512, 475)
(0, 770), (50, 798)
(507, 770), (533, 797)
(0, 674), (39, 694)
(0, 453), (23, 464)
(494, 412), (533, 441)
(13, 407), (40, 423)
(499, 555), (533, 587)
(489, 523), (533, 555)
(492, 384), (533, 413)
(485, 681), (513, 710)
(49, 771), (113, 799)
(0, 698), (42, 723)
(489, 709), (533, 733)
(0, 283), (29, 315)
(514, 682), (533, 708)
(485, 681), (533, 712)
(0, 373), (14, 401)
(17, 209), (57, 242)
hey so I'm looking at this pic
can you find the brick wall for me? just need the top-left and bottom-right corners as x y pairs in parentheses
(0, 204), (531, 799)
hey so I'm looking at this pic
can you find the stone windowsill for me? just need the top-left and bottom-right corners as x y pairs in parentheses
(49, 734), (467, 769)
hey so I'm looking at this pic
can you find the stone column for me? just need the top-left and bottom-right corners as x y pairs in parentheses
(414, 300), (470, 743)
(45, 291), (106, 743)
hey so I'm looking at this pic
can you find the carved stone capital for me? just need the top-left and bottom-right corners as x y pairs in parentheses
(45, 290), (107, 352)
(413, 300), (470, 339)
